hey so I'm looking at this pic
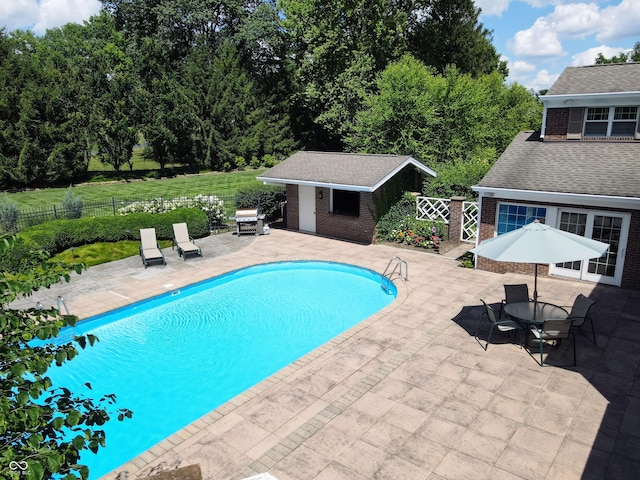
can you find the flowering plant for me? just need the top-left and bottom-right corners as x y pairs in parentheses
(118, 195), (226, 224)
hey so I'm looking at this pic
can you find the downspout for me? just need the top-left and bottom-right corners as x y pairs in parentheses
(540, 104), (548, 139)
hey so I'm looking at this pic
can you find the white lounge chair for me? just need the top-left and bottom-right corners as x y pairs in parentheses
(139, 228), (166, 268)
(172, 222), (202, 260)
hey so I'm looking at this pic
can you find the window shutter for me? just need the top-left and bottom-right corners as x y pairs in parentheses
(567, 107), (584, 140)
(636, 115), (640, 140)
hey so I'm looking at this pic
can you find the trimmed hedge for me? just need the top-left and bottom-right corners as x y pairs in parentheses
(236, 184), (286, 221)
(18, 208), (209, 255)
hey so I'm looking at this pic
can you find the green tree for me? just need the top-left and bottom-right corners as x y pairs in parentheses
(83, 13), (140, 172)
(0, 29), (88, 188)
(0, 235), (132, 480)
(407, 0), (506, 77)
(139, 73), (197, 171)
(184, 41), (293, 169)
(595, 41), (640, 63)
(345, 54), (443, 162)
(279, 0), (409, 149)
(346, 55), (541, 197)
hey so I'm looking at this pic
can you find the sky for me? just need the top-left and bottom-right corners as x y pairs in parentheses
(1, 0), (639, 92)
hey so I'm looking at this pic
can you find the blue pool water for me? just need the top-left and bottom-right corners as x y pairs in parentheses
(47, 261), (396, 478)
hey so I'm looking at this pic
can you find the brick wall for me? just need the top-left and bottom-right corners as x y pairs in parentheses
(477, 196), (640, 290)
(285, 184), (377, 244)
(447, 196), (466, 242)
(286, 184), (299, 230)
(316, 188), (377, 244)
(544, 107), (569, 137)
(622, 209), (640, 290)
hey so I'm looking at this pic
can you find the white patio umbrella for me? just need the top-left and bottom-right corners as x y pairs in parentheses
(470, 220), (610, 301)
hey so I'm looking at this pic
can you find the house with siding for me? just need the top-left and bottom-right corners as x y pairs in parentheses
(472, 62), (640, 290)
(257, 151), (436, 244)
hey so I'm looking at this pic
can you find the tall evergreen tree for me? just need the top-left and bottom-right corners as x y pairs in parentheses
(407, 0), (507, 77)
(0, 29), (89, 188)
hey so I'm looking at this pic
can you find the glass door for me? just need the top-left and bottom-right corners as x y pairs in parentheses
(550, 209), (629, 286)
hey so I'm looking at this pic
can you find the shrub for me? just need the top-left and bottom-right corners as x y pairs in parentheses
(118, 195), (226, 226)
(62, 186), (84, 219)
(262, 154), (277, 168)
(250, 156), (261, 169)
(375, 193), (416, 241)
(236, 184), (286, 221)
(0, 193), (19, 233)
(18, 208), (209, 256)
(235, 156), (247, 170)
(375, 193), (445, 250)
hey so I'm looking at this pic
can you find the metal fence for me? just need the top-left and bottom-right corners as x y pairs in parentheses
(15, 194), (240, 232)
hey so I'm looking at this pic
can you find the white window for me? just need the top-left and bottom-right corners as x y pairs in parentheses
(584, 106), (638, 137)
(496, 203), (546, 235)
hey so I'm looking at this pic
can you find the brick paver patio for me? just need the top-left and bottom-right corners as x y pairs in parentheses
(16, 229), (640, 480)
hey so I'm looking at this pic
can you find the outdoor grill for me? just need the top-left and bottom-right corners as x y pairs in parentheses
(234, 208), (266, 235)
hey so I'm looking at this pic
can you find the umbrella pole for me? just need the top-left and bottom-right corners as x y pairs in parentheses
(533, 264), (539, 320)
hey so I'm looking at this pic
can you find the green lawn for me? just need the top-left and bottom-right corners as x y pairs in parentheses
(53, 240), (174, 267)
(6, 168), (268, 209)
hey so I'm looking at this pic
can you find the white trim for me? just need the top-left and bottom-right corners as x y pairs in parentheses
(542, 91), (640, 109)
(371, 157), (437, 192)
(472, 186), (640, 210)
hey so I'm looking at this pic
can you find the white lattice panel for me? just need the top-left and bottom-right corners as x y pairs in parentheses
(416, 197), (450, 223)
(462, 201), (478, 241)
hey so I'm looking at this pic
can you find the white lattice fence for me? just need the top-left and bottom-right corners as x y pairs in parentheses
(416, 197), (450, 223)
(462, 201), (478, 242)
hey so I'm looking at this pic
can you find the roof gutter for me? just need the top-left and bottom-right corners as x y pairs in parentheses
(472, 186), (640, 210)
(541, 91), (640, 109)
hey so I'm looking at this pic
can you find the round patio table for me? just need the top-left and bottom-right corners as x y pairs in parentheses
(505, 301), (569, 348)
(504, 301), (568, 327)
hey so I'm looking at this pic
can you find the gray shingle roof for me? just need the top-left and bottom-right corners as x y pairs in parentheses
(477, 131), (640, 198)
(546, 63), (640, 95)
(257, 151), (436, 191)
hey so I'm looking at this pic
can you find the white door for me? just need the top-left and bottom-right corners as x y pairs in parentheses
(550, 209), (629, 286)
(298, 185), (316, 233)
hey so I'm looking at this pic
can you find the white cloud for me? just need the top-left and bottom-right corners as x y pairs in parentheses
(544, 2), (601, 39)
(475, 0), (512, 16)
(528, 69), (561, 92)
(510, 60), (537, 75)
(509, 18), (566, 57)
(571, 45), (633, 65)
(0, 0), (101, 34)
(0, 0), (39, 31)
(524, 0), (566, 7)
(506, 1), (637, 59)
(32, 0), (101, 34)
(598, 0), (640, 42)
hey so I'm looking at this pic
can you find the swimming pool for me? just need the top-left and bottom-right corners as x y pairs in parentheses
(47, 261), (397, 478)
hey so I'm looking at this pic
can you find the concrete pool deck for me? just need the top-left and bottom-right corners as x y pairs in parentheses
(17, 229), (640, 480)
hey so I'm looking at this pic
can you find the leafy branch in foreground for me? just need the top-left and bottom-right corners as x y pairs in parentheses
(0, 235), (132, 480)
